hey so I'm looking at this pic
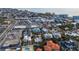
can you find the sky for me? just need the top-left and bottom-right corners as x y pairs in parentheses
(18, 8), (79, 16)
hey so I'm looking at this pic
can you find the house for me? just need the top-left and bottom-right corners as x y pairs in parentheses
(23, 35), (31, 42)
(52, 32), (61, 39)
(73, 16), (79, 23)
(41, 28), (48, 33)
(34, 37), (42, 43)
(43, 33), (53, 39)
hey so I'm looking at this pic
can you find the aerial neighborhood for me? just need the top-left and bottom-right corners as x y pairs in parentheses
(0, 8), (79, 51)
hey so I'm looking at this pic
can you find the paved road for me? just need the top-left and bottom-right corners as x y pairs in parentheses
(0, 20), (17, 46)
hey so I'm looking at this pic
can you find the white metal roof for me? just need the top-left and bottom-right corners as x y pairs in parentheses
(14, 25), (26, 28)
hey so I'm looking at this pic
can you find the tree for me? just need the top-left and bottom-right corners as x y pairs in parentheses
(65, 23), (74, 30)
(76, 23), (79, 29)
(0, 18), (4, 24)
